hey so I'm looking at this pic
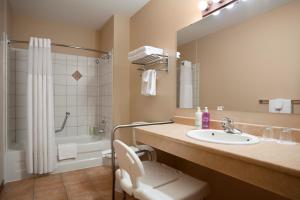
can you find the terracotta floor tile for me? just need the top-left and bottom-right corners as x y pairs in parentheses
(2, 178), (34, 199)
(62, 169), (89, 185)
(98, 190), (125, 200)
(34, 187), (68, 200)
(65, 181), (97, 199)
(34, 174), (64, 191)
(0, 193), (33, 200)
(92, 179), (112, 192)
(85, 166), (112, 181)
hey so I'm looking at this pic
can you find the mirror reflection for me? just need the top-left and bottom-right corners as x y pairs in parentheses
(176, 0), (300, 114)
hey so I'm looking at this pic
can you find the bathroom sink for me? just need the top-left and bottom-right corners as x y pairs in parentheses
(186, 129), (260, 145)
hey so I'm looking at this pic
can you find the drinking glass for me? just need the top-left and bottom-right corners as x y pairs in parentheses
(278, 128), (295, 145)
(262, 126), (274, 141)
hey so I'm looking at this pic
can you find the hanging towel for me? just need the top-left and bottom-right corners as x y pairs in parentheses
(269, 98), (292, 114)
(141, 69), (156, 96)
(58, 143), (78, 160)
(180, 61), (193, 108)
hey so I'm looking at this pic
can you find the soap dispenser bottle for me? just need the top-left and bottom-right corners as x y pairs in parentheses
(195, 107), (202, 129)
(202, 107), (210, 129)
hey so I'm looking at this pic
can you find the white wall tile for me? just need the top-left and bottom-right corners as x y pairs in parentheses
(54, 54), (67, 64)
(54, 63), (66, 75)
(66, 116), (77, 127)
(78, 56), (87, 66)
(67, 65), (77, 75)
(78, 66), (87, 76)
(67, 75), (77, 85)
(77, 86), (87, 96)
(77, 106), (88, 116)
(77, 96), (87, 106)
(87, 86), (97, 97)
(87, 76), (97, 86)
(66, 85), (77, 96)
(88, 96), (97, 107)
(54, 85), (66, 96)
(67, 96), (77, 106)
(16, 72), (27, 83)
(78, 116), (88, 126)
(16, 118), (27, 130)
(16, 106), (26, 118)
(67, 55), (77, 65)
(55, 106), (67, 117)
(78, 126), (88, 136)
(78, 77), (88, 86)
(16, 95), (26, 106)
(55, 117), (64, 129)
(66, 126), (77, 136)
(55, 96), (66, 106)
(9, 50), (113, 142)
(66, 106), (77, 117)
(16, 61), (27, 72)
(88, 65), (97, 77)
(54, 75), (67, 85)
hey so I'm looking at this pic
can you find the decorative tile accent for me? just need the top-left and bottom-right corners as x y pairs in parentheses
(72, 70), (82, 81)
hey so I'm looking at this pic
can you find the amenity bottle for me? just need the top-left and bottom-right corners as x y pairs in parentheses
(202, 107), (210, 129)
(195, 107), (202, 129)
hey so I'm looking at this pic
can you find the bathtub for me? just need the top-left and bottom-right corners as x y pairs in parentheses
(55, 135), (110, 173)
(5, 135), (110, 182)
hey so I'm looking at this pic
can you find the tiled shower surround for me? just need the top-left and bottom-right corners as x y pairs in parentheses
(8, 48), (112, 147)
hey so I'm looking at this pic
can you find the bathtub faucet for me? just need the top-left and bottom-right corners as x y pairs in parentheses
(55, 112), (70, 133)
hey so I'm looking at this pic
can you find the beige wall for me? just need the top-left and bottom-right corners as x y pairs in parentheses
(112, 15), (131, 143)
(179, 1), (300, 114)
(98, 17), (114, 52)
(130, 0), (202, 122)
(10, 14), (102, 57)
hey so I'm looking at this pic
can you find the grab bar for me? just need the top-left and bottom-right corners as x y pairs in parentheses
(55, 112), (70, 133)
(111, 120), (174, 200)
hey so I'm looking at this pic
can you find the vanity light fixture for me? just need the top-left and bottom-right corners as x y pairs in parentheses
(212, 0), (223, 3)
(226, 3), (235, 9)
(198, 0), (209, 11)
(213, 10), (221, 16)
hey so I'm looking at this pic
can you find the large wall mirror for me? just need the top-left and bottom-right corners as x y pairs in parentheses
(176, 0), (300, 114)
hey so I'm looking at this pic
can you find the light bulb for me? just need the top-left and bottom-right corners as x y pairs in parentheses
(226, 3), (235, 9)
(198, 0), (208, 11)
(213, 10), (221, 16)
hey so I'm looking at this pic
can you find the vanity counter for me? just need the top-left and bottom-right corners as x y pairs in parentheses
(134, 123), (300, 199)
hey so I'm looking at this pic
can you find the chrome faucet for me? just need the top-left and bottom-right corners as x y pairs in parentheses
(221, 117), (242, 134)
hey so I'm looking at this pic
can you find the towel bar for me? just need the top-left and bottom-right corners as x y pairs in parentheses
(259, 99), (300, 105)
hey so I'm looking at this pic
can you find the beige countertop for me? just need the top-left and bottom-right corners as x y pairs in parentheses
(135, 123), (300, 178)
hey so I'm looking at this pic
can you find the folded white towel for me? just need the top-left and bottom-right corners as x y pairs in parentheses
(58, 143), (77, 160)
(141, 69), (156, 96)
(269, 98), (292, 114)
(128, 50), (163, 62)
(128, 46), (163, 57)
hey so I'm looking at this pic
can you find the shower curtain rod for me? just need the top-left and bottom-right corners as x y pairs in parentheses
(8, 39), (108, 54)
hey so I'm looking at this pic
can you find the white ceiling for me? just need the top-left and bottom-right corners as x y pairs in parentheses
(9, 0), (150, 30)
(177, 0), (293, 46)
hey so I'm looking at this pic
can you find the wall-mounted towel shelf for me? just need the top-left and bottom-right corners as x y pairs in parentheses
(259, 99), (300, 105)
(132, 54), (169, 72)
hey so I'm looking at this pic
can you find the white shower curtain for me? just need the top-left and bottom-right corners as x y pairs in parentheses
(26, 37), (56, 174)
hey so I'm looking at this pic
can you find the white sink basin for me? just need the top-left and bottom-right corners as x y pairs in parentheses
(186, 129), (260, 145)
